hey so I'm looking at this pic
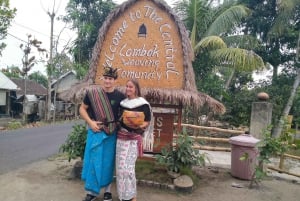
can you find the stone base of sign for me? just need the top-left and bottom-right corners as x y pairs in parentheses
(174, 175), (194, 193)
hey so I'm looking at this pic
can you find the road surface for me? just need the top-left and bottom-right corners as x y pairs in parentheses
(0, 120), (84, 174)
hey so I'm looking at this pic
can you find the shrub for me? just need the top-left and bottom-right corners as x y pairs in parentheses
(155, 132), (207, 173)
(246, 125), (293, 188)
(7, 121), (23, 130)
(59, 124), (87, 161)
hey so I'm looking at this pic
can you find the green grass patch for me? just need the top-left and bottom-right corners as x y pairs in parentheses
(136, 159), (201, 186)
(180, 166), (200, 186)
(287, 149), (300, 156)
(7, 120), (23, 130)
(136, 159), (173, 184)
(287, 139), (300, 156)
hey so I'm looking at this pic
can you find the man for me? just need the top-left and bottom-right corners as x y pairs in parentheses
(79, 67), (125, 201)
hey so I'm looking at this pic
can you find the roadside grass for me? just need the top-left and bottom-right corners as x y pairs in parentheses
(135, 159), (201, 186)
(136, 159), (173, 184)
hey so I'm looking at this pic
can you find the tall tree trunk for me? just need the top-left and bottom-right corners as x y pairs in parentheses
(273, 33), (300, 138)
(272, 68), (300, 138)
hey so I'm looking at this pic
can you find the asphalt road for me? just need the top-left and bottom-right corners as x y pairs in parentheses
(0, 120), (84, 175)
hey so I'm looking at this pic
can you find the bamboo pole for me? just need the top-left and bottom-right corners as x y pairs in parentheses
(173, 134), (230, 143)
(279, 154), (285, 170)
(193, 145), (231, 152)
(174, 123), (244, 135)
(192, 136), (229, 143)
(267, 166), (300, 178)
(172, 143), (231, 152)
(283, 153), (300, 160)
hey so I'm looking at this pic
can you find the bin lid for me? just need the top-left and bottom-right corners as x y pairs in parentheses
(229, 134), (260, 147)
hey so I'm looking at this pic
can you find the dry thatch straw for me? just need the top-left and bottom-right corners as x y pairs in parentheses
(59, 0), (225, 114)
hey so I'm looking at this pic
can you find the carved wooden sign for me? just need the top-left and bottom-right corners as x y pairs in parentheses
(95, 0), (184, 89)
(152, 112), (175, 153)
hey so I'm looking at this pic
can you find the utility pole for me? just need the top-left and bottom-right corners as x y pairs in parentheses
(46, 9), (55, 122)
(43, 0), (66, 122)
(20, 34), (45, 123)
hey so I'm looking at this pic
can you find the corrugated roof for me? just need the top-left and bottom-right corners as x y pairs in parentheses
(25, 95), (38, 102)
(51, 71), (76, 86)
(11, 78), (47, 96)
(0, 71), (18, 90)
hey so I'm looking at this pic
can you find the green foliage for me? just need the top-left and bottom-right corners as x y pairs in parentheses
(174, 0), (264, 73)
(250, 125), (292, 187)
(0, 0), (16, 55)
(258, 126), (290, 163)
(73, 62), (89, 80)
(28, 71), (48, 88)
(1, 65), (22, 78)
(65, 0), (116, 63)
(239, 0), (299, 75)
(155, 132), (206, 173)
(59, 124), (87, 162)
(174, 0), (265, 128)
(19, 34), (46, 77)
(7, 120), (22, 130)
(193, 56), (225, 98)
(49, 53), (73, 80)
(260, 73), (295, 126)
(291, 90), (300, 126)
(214, 71), (257, 127)
(239, 123), (296, 188)
(136, 160), (173, 184)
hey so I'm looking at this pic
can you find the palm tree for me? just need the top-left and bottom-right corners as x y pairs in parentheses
(268, 0), (300, 138)
(174, 0), (265, 99)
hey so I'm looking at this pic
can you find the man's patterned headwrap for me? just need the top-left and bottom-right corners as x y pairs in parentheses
(103, 67), (118, 79)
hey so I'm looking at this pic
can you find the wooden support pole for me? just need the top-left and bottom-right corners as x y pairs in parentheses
(173, 134), (230, 143)
(193, 145), (231, 152)
(279, 154), (285, 170)
(267, 166), (300, 178)
(283, 153), (300, 160)
(192, 136), (229, 143)
(172, 143), (231, 152)
(174, 123), (244, 135)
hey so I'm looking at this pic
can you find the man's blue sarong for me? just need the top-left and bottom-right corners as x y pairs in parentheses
(81, 128), (117, 194)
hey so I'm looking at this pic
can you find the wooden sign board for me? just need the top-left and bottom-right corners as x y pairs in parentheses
(95, 0), (184, 89)
(152, 112), (175, 153)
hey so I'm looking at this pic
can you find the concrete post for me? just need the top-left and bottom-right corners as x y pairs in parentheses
(250, 101), (272, 139)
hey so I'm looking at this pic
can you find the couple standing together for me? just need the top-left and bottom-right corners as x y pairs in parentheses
(79, 66), (153, 201)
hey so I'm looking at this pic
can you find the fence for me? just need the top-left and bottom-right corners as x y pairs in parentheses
(267, 153), (300, 177)
(175, 123), (300, 178)
(174, 123), (244, 151)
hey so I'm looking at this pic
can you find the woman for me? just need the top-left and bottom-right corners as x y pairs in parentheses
(116, 79), (152, 201)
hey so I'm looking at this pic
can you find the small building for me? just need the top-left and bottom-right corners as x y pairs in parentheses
(11, 78), (47, 121)
(51, 71), (78, 95)
(0, 72), (19, 123)
(51, 71), (79, 120)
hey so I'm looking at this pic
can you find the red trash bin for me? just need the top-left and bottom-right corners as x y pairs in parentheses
(229, 134), (260, 180)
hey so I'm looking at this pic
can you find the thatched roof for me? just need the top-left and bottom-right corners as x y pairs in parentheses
(59, 0), (225, 114)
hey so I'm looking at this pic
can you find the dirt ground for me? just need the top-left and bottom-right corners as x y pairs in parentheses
(0, 155), (299, 201)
